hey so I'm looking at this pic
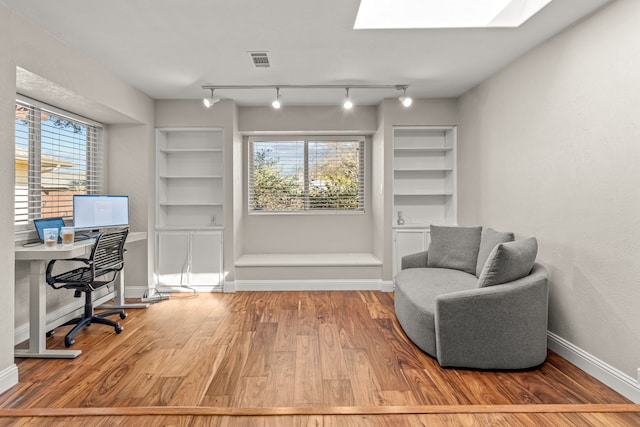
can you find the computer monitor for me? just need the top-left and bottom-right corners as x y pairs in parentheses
(73, 195), (129, 231)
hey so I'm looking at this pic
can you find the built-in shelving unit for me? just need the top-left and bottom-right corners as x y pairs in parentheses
(155, 128), (224, 290)
(156, 129), (224, 230)
(392, 126), (457, 276)
(393, 126), (457, 227)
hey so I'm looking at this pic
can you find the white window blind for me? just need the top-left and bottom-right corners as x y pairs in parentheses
(249, 137), (365, 213)
(15, 98), (103, 228)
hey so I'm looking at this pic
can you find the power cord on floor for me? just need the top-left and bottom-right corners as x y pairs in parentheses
(141, 287), (170, 303)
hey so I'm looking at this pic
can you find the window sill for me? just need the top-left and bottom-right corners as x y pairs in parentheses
(248, 210), (366, 216)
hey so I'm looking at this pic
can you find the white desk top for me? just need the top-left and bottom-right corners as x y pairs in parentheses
(15, 231), (147, 261)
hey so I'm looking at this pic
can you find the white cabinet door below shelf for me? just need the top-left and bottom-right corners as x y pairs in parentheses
(157, 232), (190, 286)
(190, 231), (223, 286)
(393, 229), (430, 277)
(156, 230), (223, 288)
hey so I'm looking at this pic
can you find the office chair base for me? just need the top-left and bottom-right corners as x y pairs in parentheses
(58, 309), (126, 348)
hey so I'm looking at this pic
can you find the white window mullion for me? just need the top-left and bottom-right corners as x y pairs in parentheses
(87, 126), (102, 194)
(28, 106), (42, 221)
(358, 140), (365, 210)
(303, 141), (310, 210)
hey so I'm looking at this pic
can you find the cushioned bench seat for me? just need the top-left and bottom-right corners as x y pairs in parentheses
(395, 268), (477, 356)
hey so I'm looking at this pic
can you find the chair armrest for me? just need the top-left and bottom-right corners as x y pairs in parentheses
(401, 251), (428, 270)
(45, 258), (92, 285)
(434, 264), (548, 369)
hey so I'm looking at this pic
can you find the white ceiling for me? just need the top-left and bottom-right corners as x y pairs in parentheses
(3, 0), (611, 106)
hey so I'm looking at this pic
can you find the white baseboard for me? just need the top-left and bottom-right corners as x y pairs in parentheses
(156, 284), (222, 293)
(124, 285), (153, 299)
(381, 280), (395, 292)
(547, 331), (640, 403)
(0, 364), (19, 394)
(127, 284), (223, 298)
(233, 279), (394, 292)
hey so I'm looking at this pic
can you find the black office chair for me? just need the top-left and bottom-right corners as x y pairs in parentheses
(46, 228), (129, 348)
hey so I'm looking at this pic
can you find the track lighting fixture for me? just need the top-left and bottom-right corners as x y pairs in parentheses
(399, 86), (413, 107)
(343, 88), (353, 110)
(202, 88), (220, 108)
(201, 84), (412, 109)
(271, 87), (282, 109)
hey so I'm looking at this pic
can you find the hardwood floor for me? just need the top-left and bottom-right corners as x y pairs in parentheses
(0, 291), (638, 426)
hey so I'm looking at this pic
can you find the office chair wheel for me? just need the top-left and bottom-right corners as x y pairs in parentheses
(64, 337), (75, 348)
(119, 312), (127, 320)
(115, 325), (124, 334)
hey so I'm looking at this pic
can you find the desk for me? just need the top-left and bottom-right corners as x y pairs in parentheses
(14, 231), (147, 358)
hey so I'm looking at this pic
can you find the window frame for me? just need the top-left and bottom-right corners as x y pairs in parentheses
(14, 95), (104, 239)
(247, 135), (367, 215)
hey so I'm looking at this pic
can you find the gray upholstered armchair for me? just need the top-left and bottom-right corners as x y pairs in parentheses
(394, 225), (549, 370)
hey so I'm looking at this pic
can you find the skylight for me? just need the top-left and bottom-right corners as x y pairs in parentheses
(354, 0), (554, 29)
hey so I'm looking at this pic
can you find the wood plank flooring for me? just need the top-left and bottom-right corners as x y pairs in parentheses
(0, 291), (638, 426)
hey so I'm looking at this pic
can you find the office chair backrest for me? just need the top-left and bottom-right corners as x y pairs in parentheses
(90, 228), (129, 274)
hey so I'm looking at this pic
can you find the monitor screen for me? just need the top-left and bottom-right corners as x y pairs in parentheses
(73, 195), (129, 230)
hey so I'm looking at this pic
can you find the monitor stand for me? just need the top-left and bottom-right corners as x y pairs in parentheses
(74, 230), (101, 241)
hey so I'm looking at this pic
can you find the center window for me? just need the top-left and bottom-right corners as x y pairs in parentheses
(248, 137), (365, 213)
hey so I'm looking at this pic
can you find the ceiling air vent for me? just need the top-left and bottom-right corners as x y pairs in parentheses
(249, 52), (270, 68)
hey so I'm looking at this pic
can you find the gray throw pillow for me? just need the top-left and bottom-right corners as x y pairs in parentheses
(477, 237), (538, 288)
(475, 228), (515, 277)
(427, 225), (482, 275)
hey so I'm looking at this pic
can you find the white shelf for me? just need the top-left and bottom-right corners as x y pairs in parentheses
(157, 225), (224, 231)
(235, 253), (382, 268)
(159, 148), (223, 153)
(394, 167), (453, 172)
(159, 175), (223, 179)
(159, 202), (223, 206)
(394, 192), (453, 196)
(392, 224), (431, 230)
(393, 147), (453, 152)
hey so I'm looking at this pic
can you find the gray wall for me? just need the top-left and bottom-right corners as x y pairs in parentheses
(154, 103), (459, 283)
(0, 5), (17, 387)
(2, 4), (154, 391)
(457, 0), (640, 380)
(238, 106), (378, 259)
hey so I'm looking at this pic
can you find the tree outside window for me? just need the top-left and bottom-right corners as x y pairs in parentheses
(249, 138), (365, 213)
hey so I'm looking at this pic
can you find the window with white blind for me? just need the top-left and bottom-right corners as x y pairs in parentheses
(14, 97), (103, 230)
(249, 137), (365, 213)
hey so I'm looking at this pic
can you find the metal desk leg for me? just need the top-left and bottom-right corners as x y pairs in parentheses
(98, 265), (149, 310)
(15, 261), (81, 359)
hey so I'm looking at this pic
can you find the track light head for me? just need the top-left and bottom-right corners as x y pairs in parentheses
(398, 86), (412, 107)
(203, 88), (221, 108)
(343, 88), (353, 110)
(272, 88), (282, 109)
(399, 96), (413, 107)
